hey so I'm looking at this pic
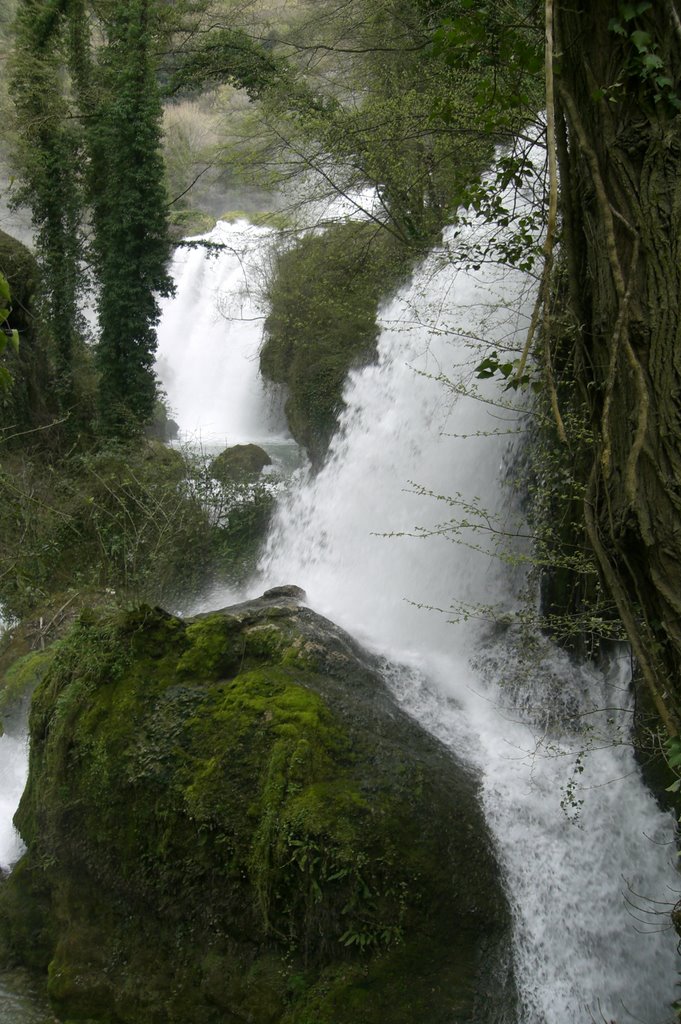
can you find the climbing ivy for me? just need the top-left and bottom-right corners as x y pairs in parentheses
(607, 2), (681, 112)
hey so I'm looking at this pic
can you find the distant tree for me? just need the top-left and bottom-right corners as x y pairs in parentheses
(9, 0), (178, 438)
(87, 0), (173, 437)
(10, 0), (85, 416)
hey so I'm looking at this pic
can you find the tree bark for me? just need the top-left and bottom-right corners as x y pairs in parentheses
(553, 1), (681, 731)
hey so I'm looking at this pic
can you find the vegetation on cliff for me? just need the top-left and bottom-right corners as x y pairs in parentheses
(0, 442), (276, 623)
(260, 223), (412, 465)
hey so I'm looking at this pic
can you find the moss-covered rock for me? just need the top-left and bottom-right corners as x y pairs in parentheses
(260, 223), (413, 467)
(0, 230), (56, 442)
(210, 443), (272, 483)
(168, 209), (217, 240)
(0, 591), (118, 734)
(0, 591), (515, 1023)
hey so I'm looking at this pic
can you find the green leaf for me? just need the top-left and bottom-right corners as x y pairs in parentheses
(642, 52), (663, 69)
(666, 779), (681, 793)
(620, 3), (639, 20)
(630, 29), (652, 51)
(10, 329), (19, 353)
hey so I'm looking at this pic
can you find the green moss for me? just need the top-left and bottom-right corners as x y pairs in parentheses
(219, 210), (293, 230)
(169, 208), (217, 237)
(0, 858), (56, 972)
(243, 624), (285, 661)
(0, 649), (55, 724)
(176, 615), (241, 680)
(260, 222), (413, 466)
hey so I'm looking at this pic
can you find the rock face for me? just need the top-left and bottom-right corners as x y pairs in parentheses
(0, 591), (515, 1023)
(210, 443), (272, 483)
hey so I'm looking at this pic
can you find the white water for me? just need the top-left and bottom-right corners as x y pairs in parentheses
(257, 243), (680, 1022)
(155, 220), (287, 447)
(0, 731), (28, 872)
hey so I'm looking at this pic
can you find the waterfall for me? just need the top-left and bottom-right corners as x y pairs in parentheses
(258, 242), (680, 1022)
(0, 731), (27, 872)
(155, 220), (287, 447)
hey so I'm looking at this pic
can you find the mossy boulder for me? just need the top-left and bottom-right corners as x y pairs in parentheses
(0, 590), (515, 1023)
(260, 223), (413, 467)
(210, 443), (272, 483)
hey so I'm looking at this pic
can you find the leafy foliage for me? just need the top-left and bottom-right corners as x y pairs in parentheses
(0, 442), (276, 619)
(431, 0), (543, 133)
(10, 0), (86, 415)
(9, 0), (177, 438)
(607, 2), (681, 112)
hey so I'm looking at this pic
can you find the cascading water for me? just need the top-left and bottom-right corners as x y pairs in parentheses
(0, 731), (27, 873)
(258, 240), (680, 1021)
(155, 219), (287, 447)
(0, 691), (43, 1021)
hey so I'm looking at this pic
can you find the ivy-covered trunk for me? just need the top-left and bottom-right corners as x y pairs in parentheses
(552, 2), (681, 729)
(90, 0), (173, 438)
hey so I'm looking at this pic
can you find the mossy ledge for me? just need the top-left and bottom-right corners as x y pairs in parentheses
(260, 222), (413, 468)
(0, 588), (515, 1023)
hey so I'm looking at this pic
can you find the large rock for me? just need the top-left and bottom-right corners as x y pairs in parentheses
(210, 443), (272, 483)
(0, 591), (515, 1023)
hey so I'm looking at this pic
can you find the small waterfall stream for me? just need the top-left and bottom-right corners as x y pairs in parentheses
(0, 731), (27, 873)
(155, 219), (286, 447)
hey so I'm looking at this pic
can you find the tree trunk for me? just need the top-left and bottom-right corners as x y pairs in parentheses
(553, 2), (681, 730)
